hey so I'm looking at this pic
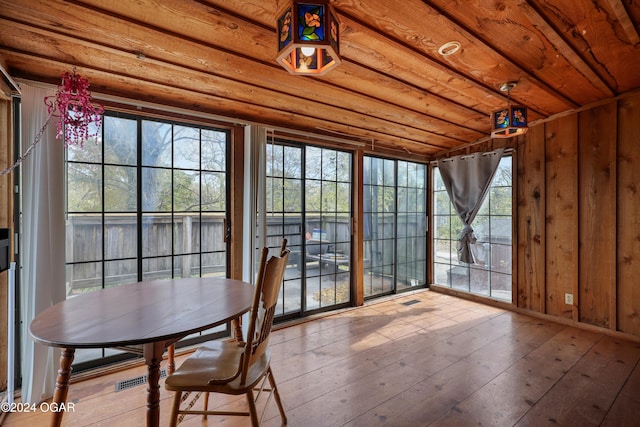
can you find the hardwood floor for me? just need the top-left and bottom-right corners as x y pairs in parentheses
(3, 289), (640, 426)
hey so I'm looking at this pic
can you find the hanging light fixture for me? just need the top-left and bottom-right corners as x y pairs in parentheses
(490, 82), (528, 138)
(276, 0), (341, 75)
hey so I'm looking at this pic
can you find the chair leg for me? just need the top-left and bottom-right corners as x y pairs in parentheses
(203, 392), (210, 420)
(169, 391), (182, 427)
(267, 367), (288, 425)
(246, 389), (260, 426)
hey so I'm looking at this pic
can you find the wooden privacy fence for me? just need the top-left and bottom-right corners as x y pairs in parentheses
(66, 213), (424, 294)
(65, 213), (228, 294)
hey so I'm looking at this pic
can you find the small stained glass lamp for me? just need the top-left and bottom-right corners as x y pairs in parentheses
(276, 0), (341, 75)
(491, 82), (528, 138)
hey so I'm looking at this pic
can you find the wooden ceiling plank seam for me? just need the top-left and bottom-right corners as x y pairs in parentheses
(335, 0), (576, 114)
(338, 7), (553, 118)
(196, 0), (533, 115)
(71, 0), (280, 70)
(332, 10), (501, 117)
(604, 0), (640, 45)
(337, 14), (522, 113)
(314, 58), (495, 131)
(70, 0), (493, 134)
(519, 0), (615, 98)
(335, 59), (490, 138)
(0, 20), (475, 146)
(0, 10), (480, 143)
(10, 0), (545, 133)
(2, 0), (638, 154)
(10, 51), (453, 149)
(1, 50), (450, 154)
(421, 0), (583, 112)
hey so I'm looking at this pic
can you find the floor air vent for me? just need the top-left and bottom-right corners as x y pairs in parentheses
(400, 299), (420, 306)
(115, 369), (167, 392)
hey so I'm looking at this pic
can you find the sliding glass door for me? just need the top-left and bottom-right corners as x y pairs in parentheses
(265, 141), (352, 319)
(363, 156), (428, 298)
(66, 112), (230, 369)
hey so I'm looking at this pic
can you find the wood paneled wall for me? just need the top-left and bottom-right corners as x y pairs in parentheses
(517, 91), (640, 338)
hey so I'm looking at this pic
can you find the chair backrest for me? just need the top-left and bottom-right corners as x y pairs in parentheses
(241, 239), (289, 384)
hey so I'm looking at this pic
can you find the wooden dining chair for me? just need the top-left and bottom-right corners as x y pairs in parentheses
(164, 240), (290, 426)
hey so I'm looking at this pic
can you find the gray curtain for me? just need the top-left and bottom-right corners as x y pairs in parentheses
(437, 148), (504, 264)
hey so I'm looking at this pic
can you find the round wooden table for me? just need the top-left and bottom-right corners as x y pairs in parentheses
(30, 277), (254, 427)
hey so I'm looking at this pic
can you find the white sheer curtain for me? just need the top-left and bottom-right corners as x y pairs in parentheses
(437, 148), (504, 264)
(19, 84), (66, 404)
(241, 125), (267, 338)
(242, 125), (267, 283)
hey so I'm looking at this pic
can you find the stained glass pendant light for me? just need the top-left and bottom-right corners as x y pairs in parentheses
(491, 82), (528, 138)
(276, 0), (341, 75)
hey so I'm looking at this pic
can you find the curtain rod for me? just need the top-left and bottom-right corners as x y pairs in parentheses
(430, 147), (514, 165)
(266, 127), (366, 147)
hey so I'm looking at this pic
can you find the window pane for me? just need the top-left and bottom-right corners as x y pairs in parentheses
(201, 214), (223, 252)
(432, 156), (512, 302)
(202, 171), (226, 212)
(434, 191), (451, 215)
(336, 182), (350, 213)
(434, 169), (446, 191)
(142, 168), (172, 211)
(336, 151), (350, 182)
(143, 255), (172, 280)
(66, 214), (102, 263)
(268, 177), (284, 212)
(305, 179), (321, 212)
(202, 251), (226, 277)
(142, 214), (172, 257)
(490, 186), (512, 215)
(104, 214), (137, 259)
(142, 120), (172, 167)
(105, 165), (136, 211)
(173, 254), (200, 278)
(173, 126), (200, 170)
(383, 158), (395, 186)
(321, 181), (337, 212)
(397, 161), (408, 187)
(174, 170), (200, 212)
(267, 143), (283, 177)
(104, 116), (136, 165)
(284, 146), (301, 178)
(305, 146), (322, 179)
(202, 129), (226, 172)
(284, 178), (302, 212)
(66, 262), (102, 297)
(321, 149), (337, 181)
(173, 214), (201, 256)
(105, 259), (137, 287)
(434, 215), (451, 239)
(67, 163), (102, 212)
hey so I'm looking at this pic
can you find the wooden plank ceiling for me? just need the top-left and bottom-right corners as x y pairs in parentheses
(1, 0), (639, 157)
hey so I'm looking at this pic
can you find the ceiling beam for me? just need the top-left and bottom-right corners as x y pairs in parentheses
(520, 0), (615, 98)
(605, 0), (640, 45)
